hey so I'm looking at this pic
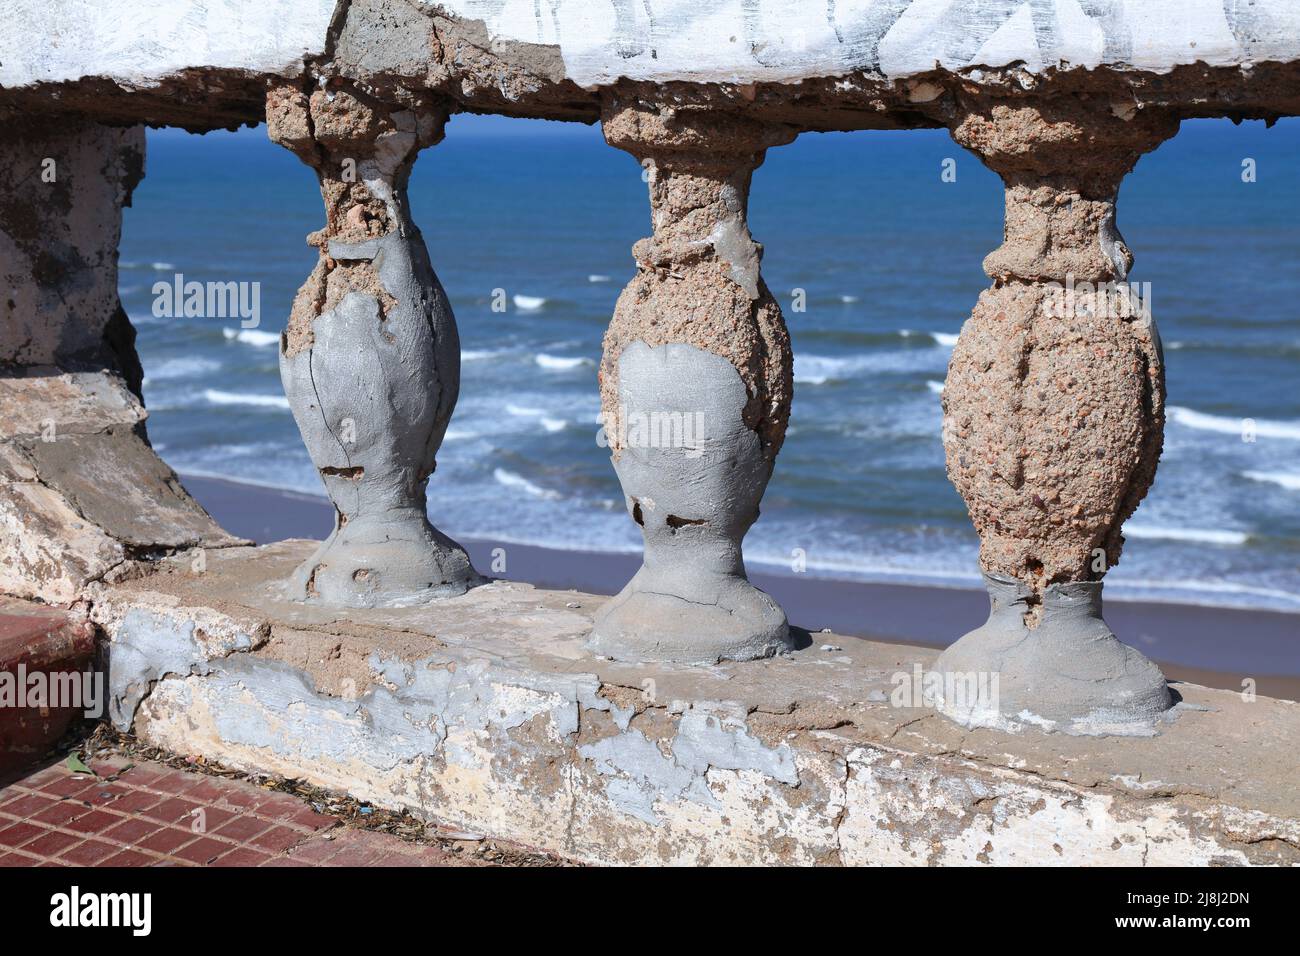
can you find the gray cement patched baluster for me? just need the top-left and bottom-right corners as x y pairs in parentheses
(267, 83), (481, 607)
(590, 99), (797, 664)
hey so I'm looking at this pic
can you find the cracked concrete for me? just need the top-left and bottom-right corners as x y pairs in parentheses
(81, 541), (1300, 866)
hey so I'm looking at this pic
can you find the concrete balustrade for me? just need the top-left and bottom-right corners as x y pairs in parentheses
(2, 0), (1299, 864)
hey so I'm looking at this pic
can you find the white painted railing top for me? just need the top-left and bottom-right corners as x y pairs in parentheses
(2, 0), (1298, 91)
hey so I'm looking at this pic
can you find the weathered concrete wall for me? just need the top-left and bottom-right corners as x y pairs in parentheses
(86, 542), (1299, 866)
(5, 1), (1300, 128)
(0, 117), (241, 605)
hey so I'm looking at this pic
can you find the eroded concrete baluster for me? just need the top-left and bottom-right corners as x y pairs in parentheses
(267, 83), (480, 607)
(935, 98), (1179, 732)
(590, 100), (797, 663)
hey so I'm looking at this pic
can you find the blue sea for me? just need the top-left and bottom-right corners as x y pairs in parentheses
(119, 115), (1300, 612)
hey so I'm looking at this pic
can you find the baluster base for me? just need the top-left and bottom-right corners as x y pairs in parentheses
(934, 575), (1172, 734)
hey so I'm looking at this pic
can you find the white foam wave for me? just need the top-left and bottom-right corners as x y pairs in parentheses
(838, 294), (860, 304)
(588, 274), (613, 283)
(1123, 524), (1248, 546)
(535, 353), (591, 371)
(493, 468), (560, 500)
(506, 403), (544, 417)
(513, 294), (547, 311)
(794, 349), (946, 385)
(540, 418), (567, 433)
(1168, 406), (1300, 441)
(203, 388), (290, 410)
(144, 357), (221, 381)
(1243, 470), (1300, 491)
(222, 327), (279, 348)
(461, 348), (505, 361)
(931, 331), (960, 348)
(926, 380), (945, 394)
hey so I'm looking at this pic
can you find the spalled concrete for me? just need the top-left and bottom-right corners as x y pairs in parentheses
(268, 82), (481, 607)
(82, 542), (1300, 866)
(936, 96), (1177, 731)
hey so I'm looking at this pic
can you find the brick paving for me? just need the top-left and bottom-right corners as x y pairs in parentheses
(0, 755), (478, 867)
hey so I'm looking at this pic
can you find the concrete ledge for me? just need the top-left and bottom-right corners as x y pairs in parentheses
(88, 541), (1299, 866)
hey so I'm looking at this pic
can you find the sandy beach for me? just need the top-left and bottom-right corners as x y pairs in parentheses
(181, 474), (1299, 701)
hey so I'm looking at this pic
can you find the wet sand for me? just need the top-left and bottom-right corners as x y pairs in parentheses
(182, 474), (1300, 701)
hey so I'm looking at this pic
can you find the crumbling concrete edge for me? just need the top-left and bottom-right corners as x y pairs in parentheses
(87, 594), (1300, 866)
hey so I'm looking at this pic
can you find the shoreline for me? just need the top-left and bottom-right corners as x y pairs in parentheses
(181, 473), (1300, 700)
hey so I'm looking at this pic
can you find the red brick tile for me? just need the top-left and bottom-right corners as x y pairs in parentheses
(212, 814), (271, 843)
(259, 857), (309, 867)
(101, 817), (159, 846)
(0, 821), (43, 847)
(24, 829), (81, 857)
(0, 792), (56, 818)
(249, 825), (305, 854)
(186, 805), (237, 835)
(325, 846), (386, 866)
(211, 787), (265, 811)
(211, 846), (274, 867)
(181, 780), (232, 803)
(117, 763), (171, 787)
(16, 764), (65, 788)
(284, 805), (336, 832)
(283, 835), (341, 864)
(149, 769), (202, 795)
(136, 828), (192, 855)
(39, 774), (99, 798)
(108, 789), (162, 813)
(81, 785), (129, 807)
(173, 837), (230, 865)
(0, 852), (38, 867)
(140, 796), (201, 825)
(59, 840), (119, 866)
(66, 809), (125, 836)
(100, 849), (154, 868)
(31, 800), (92, 827)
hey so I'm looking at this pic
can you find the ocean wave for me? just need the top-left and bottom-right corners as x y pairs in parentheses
(222, 327), (279, 348)
(506, 403), (544, 417)
(513, 294), (547, 311)
(926, 380), (945, 394)
(462, 348), (507, 361)
(793, 349), (948, 385)
(1168, 405), (1300, 441)
(540, 418), (567, 433)
(588, 274), (613, 283)
(443, 429), (478, 441)
(535, 353), (592, 371)
(143, 357), (221, 382)
(838, 294), (860, 304)
(203, 388), (291, 410)
(493, 467), (560, 500)
(899, 329), (960, 347)
(1243, 470), (1300, 491)
(1123, 524), (1248, 546)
